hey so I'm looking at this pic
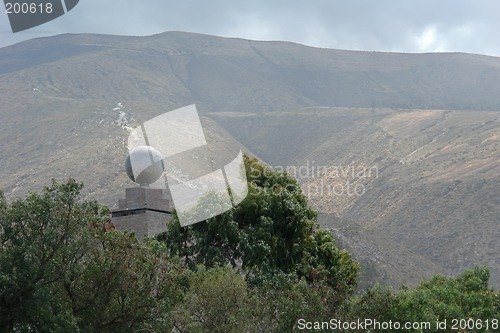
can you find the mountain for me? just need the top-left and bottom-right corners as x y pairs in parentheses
(0, 31), (498, 289)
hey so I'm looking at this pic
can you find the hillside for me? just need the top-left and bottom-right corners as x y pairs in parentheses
(0, 31), (498, 288)
(210, 108), (499, 288)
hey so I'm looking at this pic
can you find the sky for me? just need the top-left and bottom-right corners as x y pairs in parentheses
(1, 0), (499, 57)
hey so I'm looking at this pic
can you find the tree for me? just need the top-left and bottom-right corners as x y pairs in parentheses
(250, 271), (352, 332)
(0, 179), (187, 332)
(347, 266), (499, 333)
(392, 267), (499, 333)
(171, 265), (253, 333)
(171, 266), (351, 333)
(0, 180), (101, 332)
(162, 155), (359, 296)
(68, 233), (186, 332)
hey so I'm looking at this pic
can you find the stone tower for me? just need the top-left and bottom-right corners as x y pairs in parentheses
(111, 186), (172, 239)
(111, 145), (173, 239)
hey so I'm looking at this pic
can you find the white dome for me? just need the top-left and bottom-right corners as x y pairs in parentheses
(125, 146), (164, 185)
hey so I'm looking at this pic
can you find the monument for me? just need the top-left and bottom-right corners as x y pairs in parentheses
(111, 146), (172, 239)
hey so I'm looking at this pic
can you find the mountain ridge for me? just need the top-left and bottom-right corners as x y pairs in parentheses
(2, 31), (500, 111)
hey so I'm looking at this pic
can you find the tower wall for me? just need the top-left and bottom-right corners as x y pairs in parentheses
(111, 186), (172, 239)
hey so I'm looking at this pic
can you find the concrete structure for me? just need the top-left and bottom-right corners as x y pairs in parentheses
(111, 186), (172, 239)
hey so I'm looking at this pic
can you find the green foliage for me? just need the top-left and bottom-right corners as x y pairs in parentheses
(0, 180), (100, 332)
(392, 267), (498, 332)
(1, 177), (497, 333)
(68, 234), (186, 332)
(163, 206), (241, 269)
(251, 272), (348, 332)
(172, 265), (252, 333)
(171, 266), (351, 333)
(162, 155), (359, 298)
(347, 266), (499, 333)
(236, 155), (318, 274)
(0, 179), (187, 333)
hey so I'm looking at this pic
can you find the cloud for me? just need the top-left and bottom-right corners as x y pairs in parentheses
(414, 26), (444, 52)
(0, 0), (499, 56)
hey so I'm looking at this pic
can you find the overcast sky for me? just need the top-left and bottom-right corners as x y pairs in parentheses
(1, 0), (499, 56)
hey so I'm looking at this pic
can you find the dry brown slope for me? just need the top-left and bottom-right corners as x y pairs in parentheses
(209, 108), (500, 288)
